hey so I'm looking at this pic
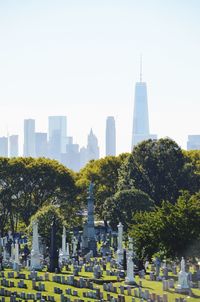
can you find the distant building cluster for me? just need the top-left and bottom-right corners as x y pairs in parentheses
(0, 116), (116, 171)
(0, 70), (199, 170)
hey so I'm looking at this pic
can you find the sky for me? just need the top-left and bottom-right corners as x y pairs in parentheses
(0, 0), (200, 156)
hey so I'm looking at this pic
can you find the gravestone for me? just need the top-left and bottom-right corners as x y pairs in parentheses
(175, 257), (190, 294)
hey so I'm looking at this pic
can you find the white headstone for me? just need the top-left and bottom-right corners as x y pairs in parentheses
(176, 257), (189, 290)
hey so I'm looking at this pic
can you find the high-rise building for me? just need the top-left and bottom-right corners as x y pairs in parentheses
(106, 116), (116, 156)
(61, 137), (80, 172)
(23, 119), (35, 157)
(80, 147), (88, 169)
(9, 135), (19, 157)
(187, 135), (200, 150)
(131, 60), (157, 149)
(87, 129), (100, 161)
(35, 132), (48, 157)
(48, 116), (67, 160)
(0, 136), (8, 157)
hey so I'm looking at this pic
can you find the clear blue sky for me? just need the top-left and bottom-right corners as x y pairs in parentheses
(0, 0), (200, 155)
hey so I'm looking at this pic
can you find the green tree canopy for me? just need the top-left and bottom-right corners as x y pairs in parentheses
(76, 154), (129, 220)
(130, 191), (200, 259)
(103, 188), (154, 231)
(118, 138), (195, 205)
(0, 157), (78, 235)
(29, 205), (66, 248)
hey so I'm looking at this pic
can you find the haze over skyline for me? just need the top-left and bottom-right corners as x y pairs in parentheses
(0, 0), (200, 156)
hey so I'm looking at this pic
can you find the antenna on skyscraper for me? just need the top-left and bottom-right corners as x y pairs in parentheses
(140, 54), (143, 82)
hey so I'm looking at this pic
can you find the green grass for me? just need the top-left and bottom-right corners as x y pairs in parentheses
(1, 267), (200, 302)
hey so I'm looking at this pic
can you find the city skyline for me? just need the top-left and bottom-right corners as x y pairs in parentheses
(0, 1), (200, 155)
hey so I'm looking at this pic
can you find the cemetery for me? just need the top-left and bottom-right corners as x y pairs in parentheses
(0, 141), (200, 302)
(1, 182), (200, 302)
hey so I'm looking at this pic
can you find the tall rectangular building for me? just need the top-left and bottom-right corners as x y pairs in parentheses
(9, 135), (19, 157)
(61, 138), (80, 172)
(35, 132), (48, 158)
(106, 116), (116, 156)
(87, 129), (100, 161)
(0, 136), (8, 157)
(23, 119), (36, 157)
(131, 64), (157, 149)
(48, 116), (67, 160)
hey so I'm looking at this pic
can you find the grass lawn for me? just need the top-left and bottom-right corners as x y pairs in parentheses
(1, 267), (200, 302)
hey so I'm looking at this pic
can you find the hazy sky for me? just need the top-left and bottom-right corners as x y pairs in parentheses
(0, 0), (200, 155)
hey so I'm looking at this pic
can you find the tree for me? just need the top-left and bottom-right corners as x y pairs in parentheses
(130, 191), (200, 259)
(183, 150), (200, 193)
(118, 138), (193, 205)
(76, 154), (129, 220)
(29, 205), (66, 248)
(0, 157), (78, 234)
(103, 189), (154, 231)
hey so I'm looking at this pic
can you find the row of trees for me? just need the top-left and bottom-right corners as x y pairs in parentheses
(0, 158), (78, 235)
(0, 137), (199, 258)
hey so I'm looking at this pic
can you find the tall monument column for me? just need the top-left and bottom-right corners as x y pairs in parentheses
(87, 182), (97, 256)
(30, 220), (42, 270)
(117, 222), (123, 264)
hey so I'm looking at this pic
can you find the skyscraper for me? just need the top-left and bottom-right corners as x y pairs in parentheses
(80, 146), (88, 169)
(0, 136), (8, 157)
(35, 132), (48, 157)
(131, 59), (157, 149)
(61, 137), (80, 172)
(106, 116), (116, 156)
(87, 129), (100, 161)
(48, 116), (67, 160)
(9, 135), (19, 157)
(23, 119), (35, 157)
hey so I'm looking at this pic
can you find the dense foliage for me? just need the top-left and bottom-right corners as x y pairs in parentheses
(0, 138), (199, 259)
(103, 188), (154, 230)
(76, 154), (129, 221)
(130, 191), (200, 259)
(29, 205), (66, 248)
(118, 138), (199, 205)
(0, 157), (77, 235)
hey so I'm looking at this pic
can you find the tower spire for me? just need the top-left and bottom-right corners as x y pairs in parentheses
(140, 54), (142, 82)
